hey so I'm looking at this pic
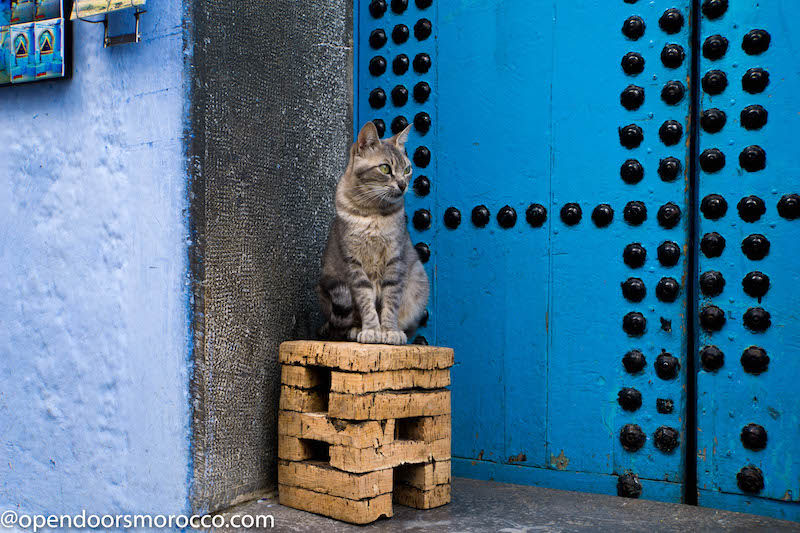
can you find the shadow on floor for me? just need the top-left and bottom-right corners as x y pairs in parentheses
(218, 477), (800, 532)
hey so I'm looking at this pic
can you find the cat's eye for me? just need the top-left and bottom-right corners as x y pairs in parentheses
(378, 164), (391, 174)
(404, 165), (412, 175)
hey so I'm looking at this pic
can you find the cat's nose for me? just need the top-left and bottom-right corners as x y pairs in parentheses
(397, 182), (407, 192)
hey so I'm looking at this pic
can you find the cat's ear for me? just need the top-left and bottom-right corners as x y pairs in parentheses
(390, 124), (412, 149)
(356, 122), (381, 153)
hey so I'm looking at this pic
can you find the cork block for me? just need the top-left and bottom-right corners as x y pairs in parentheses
(328, 389), (450, 420)
(277, 340), (454, 524)
(279, 340), (454, 372)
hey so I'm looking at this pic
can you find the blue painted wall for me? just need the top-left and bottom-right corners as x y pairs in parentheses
(0, 0), (191, 516)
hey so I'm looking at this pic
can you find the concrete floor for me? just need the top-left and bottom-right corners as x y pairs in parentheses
(218, 477), (800, 532)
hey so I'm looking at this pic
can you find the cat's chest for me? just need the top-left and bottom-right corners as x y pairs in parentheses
(343, 216), (400, 277)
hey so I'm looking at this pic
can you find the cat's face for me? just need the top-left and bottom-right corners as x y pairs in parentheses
(350, 122), (413, 206)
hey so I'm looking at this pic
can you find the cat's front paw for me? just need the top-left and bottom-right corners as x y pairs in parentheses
(357, 328), (383, 344)
(381, 329), (407, 345)
(347, 327), (361, 341)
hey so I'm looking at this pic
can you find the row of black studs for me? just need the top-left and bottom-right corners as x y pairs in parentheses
(699, 8), (772, 496)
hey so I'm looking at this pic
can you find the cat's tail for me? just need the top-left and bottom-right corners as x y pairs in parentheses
(318, 277), (355, 332)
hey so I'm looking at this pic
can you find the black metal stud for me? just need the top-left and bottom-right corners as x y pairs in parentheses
(661, 80), (685, 105)
(419, 309), (429, 327)
(657, 241), (681, 267)
(414, 242), (430, 263)
(618, 388), (642, 412)
(413, 209), (432, 231)
(392, 24), (410, 44)
(391, 0), (408, 14)
(700, 345), (725, 372)
(700, 270), (725, 297)
(740, 105), (768, 131)
(655, 352), (680, 380)
(699, 148), (725, 173)
(659, 120), (683, 146)
(743, 307), (771, 332)
(703, 34), (729, 60)
(623, 350), (646, 374)
(414, 18), (432, 41)
(656, 399), (674, 414)
(702, 0), (728, 19)
(369, 0), (388, 18)
(560, 203), (582, 226)
(369, 56), (387, 76)
(741, 346), (769, 374)
(741, 424), (768, 451)
(656, 277), (680, 302)
(413, 81), (431, 103)
(369, 88), (387, 109)
(701, 194), (728, 220)
(414, 112), (431, 134)
(623, 201), (647, 226)
(621, 52), (645, 75)
(619, 124), (643, 149)
(393, 54), (410, 75)
(700, 305), (726, 332)
(623, 312), (646, 336)
(526, 204), (547, 227)
(661, 44), (685, 69)
(369, 29), (388, 49)
(471, 205), (490, 227)
(617, 473), (642, 499)
(620, 159), (644, 184)
(621, 85), (645, 111)
(592, 204), (614, 228)
(654, 426), (680, 453)
(777, 194), (800, 220)
(622, 16), (645, 40)
(497, 205), (517, 229)
(413, 335), (428, 345)
(413, 53), (432, 73)
(702, 70), (728, 95)
(657, 202), (681, 229)
(372, 118), (386, 137)
(742, 234), (770, 260)
(658, 157), (682, 181)
(620, 424), (646, 452)
(413, 175), (430, 196)
(444, 207), (461, 229)
(701, 108), (727, 133)
(742, 29), (771, 55)
(742, 68), (769, 94)
(737, 196), (766, 222)
(739, 145), (766, 172)
(623, 243), (647, 268)
(736, 466), (764, 494)
(391, 116), (409, 134)
(700, 232), (726, 257)
(415, 0), (432, 8)
(413, 146), (431, 167)
(743, 271), (770, 298)
(659, 8), (684, 34)
(391, 85), (409, 107)
(621, 278), (646, 302)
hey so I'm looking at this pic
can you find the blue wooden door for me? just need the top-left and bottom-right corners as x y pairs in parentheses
(355, 0), (798, 521)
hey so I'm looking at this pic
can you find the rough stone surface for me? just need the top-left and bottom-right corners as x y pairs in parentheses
(219, 478), (800, 532)
(187, 0), (354, 513)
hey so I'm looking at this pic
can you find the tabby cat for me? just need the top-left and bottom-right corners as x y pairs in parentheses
(317, 122), (429, 345)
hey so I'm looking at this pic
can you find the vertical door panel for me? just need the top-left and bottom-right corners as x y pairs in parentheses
(695, 0), (800, 521)
(356, 0), (692, 503)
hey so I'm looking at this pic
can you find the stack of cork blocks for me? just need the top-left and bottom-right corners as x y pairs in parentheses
(277, 340), (454, 524)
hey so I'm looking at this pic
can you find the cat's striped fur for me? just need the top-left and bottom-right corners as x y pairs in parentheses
(317, 122), (429, 345)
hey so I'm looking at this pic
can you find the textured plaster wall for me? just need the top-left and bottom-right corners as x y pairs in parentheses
(188, 0), (353, 513)
(0, 0), (191, 516)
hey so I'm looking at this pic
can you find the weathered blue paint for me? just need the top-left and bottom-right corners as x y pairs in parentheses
(356, 0), (693, 504)
(695, 0), (800, 521)
(0, 0), (192, 517)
